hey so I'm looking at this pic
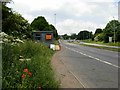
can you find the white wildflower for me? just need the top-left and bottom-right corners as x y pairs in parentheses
(0, 41), (3, 44)
(26, 58), (31, 61)
(19, 59), (25, 61)
(0, 32), (8, 38)
(15, 38), (24, 43)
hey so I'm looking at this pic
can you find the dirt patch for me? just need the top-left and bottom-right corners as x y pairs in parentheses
(51, 47), (84, 88)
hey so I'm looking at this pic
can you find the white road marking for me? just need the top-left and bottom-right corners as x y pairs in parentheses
(65, 46), (120, 68)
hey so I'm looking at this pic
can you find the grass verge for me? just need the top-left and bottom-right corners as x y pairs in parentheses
(78, 43), (120, 52)
(2, 41), (59, 88)
(80, 40), (120, 47)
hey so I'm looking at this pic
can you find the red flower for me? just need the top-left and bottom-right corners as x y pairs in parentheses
(28, 72), (32, 77)
(22, 74), (26, 78)
(23, 68), (29, 73)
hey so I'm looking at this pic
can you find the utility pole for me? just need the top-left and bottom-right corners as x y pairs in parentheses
(54, 13), (56, 39)
(54, 13), (56, 27)
(113, 17), (115, 43)
(88, 27), (91, 41)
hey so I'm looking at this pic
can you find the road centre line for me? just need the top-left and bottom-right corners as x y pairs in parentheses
(65, 46), (120, 68)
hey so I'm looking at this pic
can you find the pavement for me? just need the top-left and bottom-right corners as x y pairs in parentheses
(57, 40), (119, 88)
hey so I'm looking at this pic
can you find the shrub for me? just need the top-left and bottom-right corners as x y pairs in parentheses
(2, 41), (59, 88)
(94, 33), (104, 42)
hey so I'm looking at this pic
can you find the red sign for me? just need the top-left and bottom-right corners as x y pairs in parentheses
(46, 34), (52, 40)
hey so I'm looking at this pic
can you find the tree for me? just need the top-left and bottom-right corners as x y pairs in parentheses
(94, 28), (103, 35)
(92, 28), (103, 41)
(3, 13), (32, 39)
(70, 33), (77, 39)
(31, 16), (59, 40)
(1, 0), (13, 31)
(2, 2), (13, 20)
(1, 1), (33, 39)
(62, 34), (70, 40)
(31, 16), (49, 31)
(77, 30), (92, 40)
(103, 20), (120, 42)
(49, 24), (58, 39)
(94, 33), (104, 42)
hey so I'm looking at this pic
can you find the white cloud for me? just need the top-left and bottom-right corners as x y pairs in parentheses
(57, 19), (105, 35)
(7, 0), (118, 35)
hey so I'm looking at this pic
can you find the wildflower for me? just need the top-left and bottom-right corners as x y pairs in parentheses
(19, 59), (25, 61)
(28, 72), (32, 77)
(26, 58), (31, 61)
(22, 74), (26, 79)
(23, 68), (29, 73)
(19, 56), (23, 59)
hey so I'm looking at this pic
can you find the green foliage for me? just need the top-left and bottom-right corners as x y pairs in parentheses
(77, 30), (92, 40)
(31, 16), (49, 31)
(93, 28), (103, 41)
(31, 16), (59, 40)
(3, 13), (32, 39)
(2, 2), (33, 40)
(94, 28), (103, 36)
(103, 20), (120, 42)
(2, 41), (59, 88)
(62, 34), (70, 40)
(49, 24), (59, 40)
(1, 0), (13, 20)
(70, 33), (77, 39)
(94, 33), (104, 42)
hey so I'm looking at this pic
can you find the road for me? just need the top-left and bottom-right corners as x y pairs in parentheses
(59, 40), (119, 88)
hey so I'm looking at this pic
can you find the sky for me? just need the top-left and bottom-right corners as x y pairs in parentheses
(7, 0), (119, 35)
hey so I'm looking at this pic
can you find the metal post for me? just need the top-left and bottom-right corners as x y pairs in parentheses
(54, 14), (56, 27)
(113, 17), (115, 43)
(54, 14), (56, 39)
(89, 27), (90, 41)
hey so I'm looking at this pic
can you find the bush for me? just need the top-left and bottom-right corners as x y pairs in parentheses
(2, 41), (59, 88)
(103, 34), (109, 43)
(94, 33), (104, 42)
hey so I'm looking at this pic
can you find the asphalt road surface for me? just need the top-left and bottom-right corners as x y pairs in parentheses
(59, 40), (119, 88)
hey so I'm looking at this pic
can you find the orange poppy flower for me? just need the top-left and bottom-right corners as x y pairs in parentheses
(28, 72), (32, 77)
(22, 74), (26, 78)
(23, 68), (29, 73)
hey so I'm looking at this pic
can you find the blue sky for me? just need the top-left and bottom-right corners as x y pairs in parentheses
(8, 0), (119, 35)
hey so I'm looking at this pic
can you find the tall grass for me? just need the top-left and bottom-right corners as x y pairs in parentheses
(2, 41), (59, 88)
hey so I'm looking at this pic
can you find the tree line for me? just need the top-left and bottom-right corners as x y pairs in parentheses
(1, 0), (58, 40)
(62, 20), (120, 43)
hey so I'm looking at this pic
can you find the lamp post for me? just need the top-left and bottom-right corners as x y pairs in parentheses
(54, 13), (56, 27)
(54, 13), (56, 39)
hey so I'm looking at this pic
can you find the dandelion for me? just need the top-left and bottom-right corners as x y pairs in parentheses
(21, 74), (26, 79)
(23, 68), (29, 73)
